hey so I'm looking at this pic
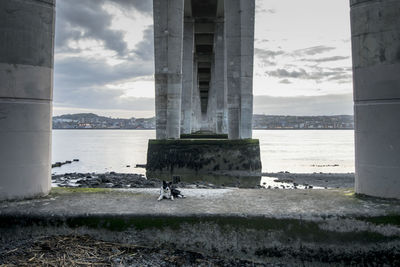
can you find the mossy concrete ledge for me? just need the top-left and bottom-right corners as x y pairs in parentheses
(146, 139), (262, 180)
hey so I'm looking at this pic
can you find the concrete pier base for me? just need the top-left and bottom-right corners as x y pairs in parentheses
(146, 139), (262, 182)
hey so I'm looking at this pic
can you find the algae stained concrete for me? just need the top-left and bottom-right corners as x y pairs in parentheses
(1, 188), (400, 263)
(146, 139), (262, 180)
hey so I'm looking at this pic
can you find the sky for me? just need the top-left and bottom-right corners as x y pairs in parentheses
(53, 0), (353, 118)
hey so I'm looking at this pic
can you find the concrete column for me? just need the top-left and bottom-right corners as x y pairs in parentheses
(181, 19), (194, 134)
(153, 0), (184, 139)
(351, 0), (400, 199)
(191, 59), (201, 132)
(225, 0), (255, 139)
(0, 0), (55, 200)
(207, 61), (217, 133)
(214, 19), (228, 134)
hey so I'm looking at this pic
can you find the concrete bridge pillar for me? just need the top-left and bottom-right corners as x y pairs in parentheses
(0, 0), (55, 200)
(191, 58), (201, 132)
(351, 0), (400, 199)
(154, 0), (184, 139)
(181, 18), (195, 134)
(207, 61), (217, 132)
(214, 19), (228, 134)
(225, 0), (255, 139)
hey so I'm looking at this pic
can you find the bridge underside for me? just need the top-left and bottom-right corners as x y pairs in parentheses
(0, 0), (399, 200)
(154, 0), (255, 140)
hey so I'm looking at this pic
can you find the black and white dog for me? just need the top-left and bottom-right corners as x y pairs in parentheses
(158, 181), (185, 201)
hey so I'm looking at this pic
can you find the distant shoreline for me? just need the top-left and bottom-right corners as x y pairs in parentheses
(52, 128), (354, 130)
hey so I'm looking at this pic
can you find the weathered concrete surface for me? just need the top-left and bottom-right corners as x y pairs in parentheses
(225, 0), (255, 139)
(191, 58), (201, 132)
(1, 188), (400, 263)
(146, 139), (262, 180)
(0, 0), (55, 200)
(214, 19), (228, 134)
(350, 0), (400, 199)
(153, 0), (184, 139)
(181, 18), (194, 134)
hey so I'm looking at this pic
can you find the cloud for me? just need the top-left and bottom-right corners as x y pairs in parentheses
(266, 66), (352, 83)
(301, 56), (350, 63)
(54, 56), (154, 110)
(55, 0), (152, 56)
(267, 68), (308, 79)
(55, 93), (353, 117)
(293, 46), (336, 56)
(55, 86), (155, 112)
(54, 0), (155, 116)
(253, 94), (353, 116)
(279, 79), (291, 84)
(56, 0), (126, 56)
(133, 25), (154, 61)
(256, 7), (276, 14)
(255, 48), (284, 58)
(109, 0), (152, 14)
(255, 48), (284, 66)
(55, 57), (153, 88)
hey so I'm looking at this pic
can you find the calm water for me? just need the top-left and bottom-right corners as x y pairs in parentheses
(52, 130), (355, 175)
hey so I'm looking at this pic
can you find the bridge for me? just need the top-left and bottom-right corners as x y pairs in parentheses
(0, 0), (399, 199)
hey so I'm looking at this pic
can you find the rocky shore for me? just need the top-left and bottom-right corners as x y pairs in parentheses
(262, 172), (354, 189)
(52, 172), (355, 189)
(52, 172), (231, 189)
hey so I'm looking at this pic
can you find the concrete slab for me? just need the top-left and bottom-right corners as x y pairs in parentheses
(1, 188), (399, 218)
(1, 188), (399, 264)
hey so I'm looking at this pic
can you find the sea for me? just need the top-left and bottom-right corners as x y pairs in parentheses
(52, 129), (355, 175)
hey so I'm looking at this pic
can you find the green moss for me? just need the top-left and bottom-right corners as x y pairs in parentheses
(45, 216), (400, 244)
(146, 139), (262, 175)
(50, 187), (112, 195)
(1, 214), (398, 245)
(356, 215), (400, 227)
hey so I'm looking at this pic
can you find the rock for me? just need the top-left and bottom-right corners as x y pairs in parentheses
(73, 159), (79, 162)
(135, 164), (147, 168)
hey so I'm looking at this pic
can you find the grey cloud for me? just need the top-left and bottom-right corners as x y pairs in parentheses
(109, 0), (152, 14)
(55, 57), (153, 89)
(133, 25), (154, 61)
(279, 79), (292, 84)
(255, 48), (285, 58)
(256, 7), (276, 14)
(266, 66), (352, 83)
(56, 0), (152, 57)
(267, 68), (308, 79)
(254, 48), (285, 66)
(56, 0), (127, 56)
(54, 56), (154, 110)
(293, 46), (336, 56)
(253, 94), (353, 116)
(55, 86), (155, 111)
(301, 56), (350, 63)
(56, 92), (353, 116)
